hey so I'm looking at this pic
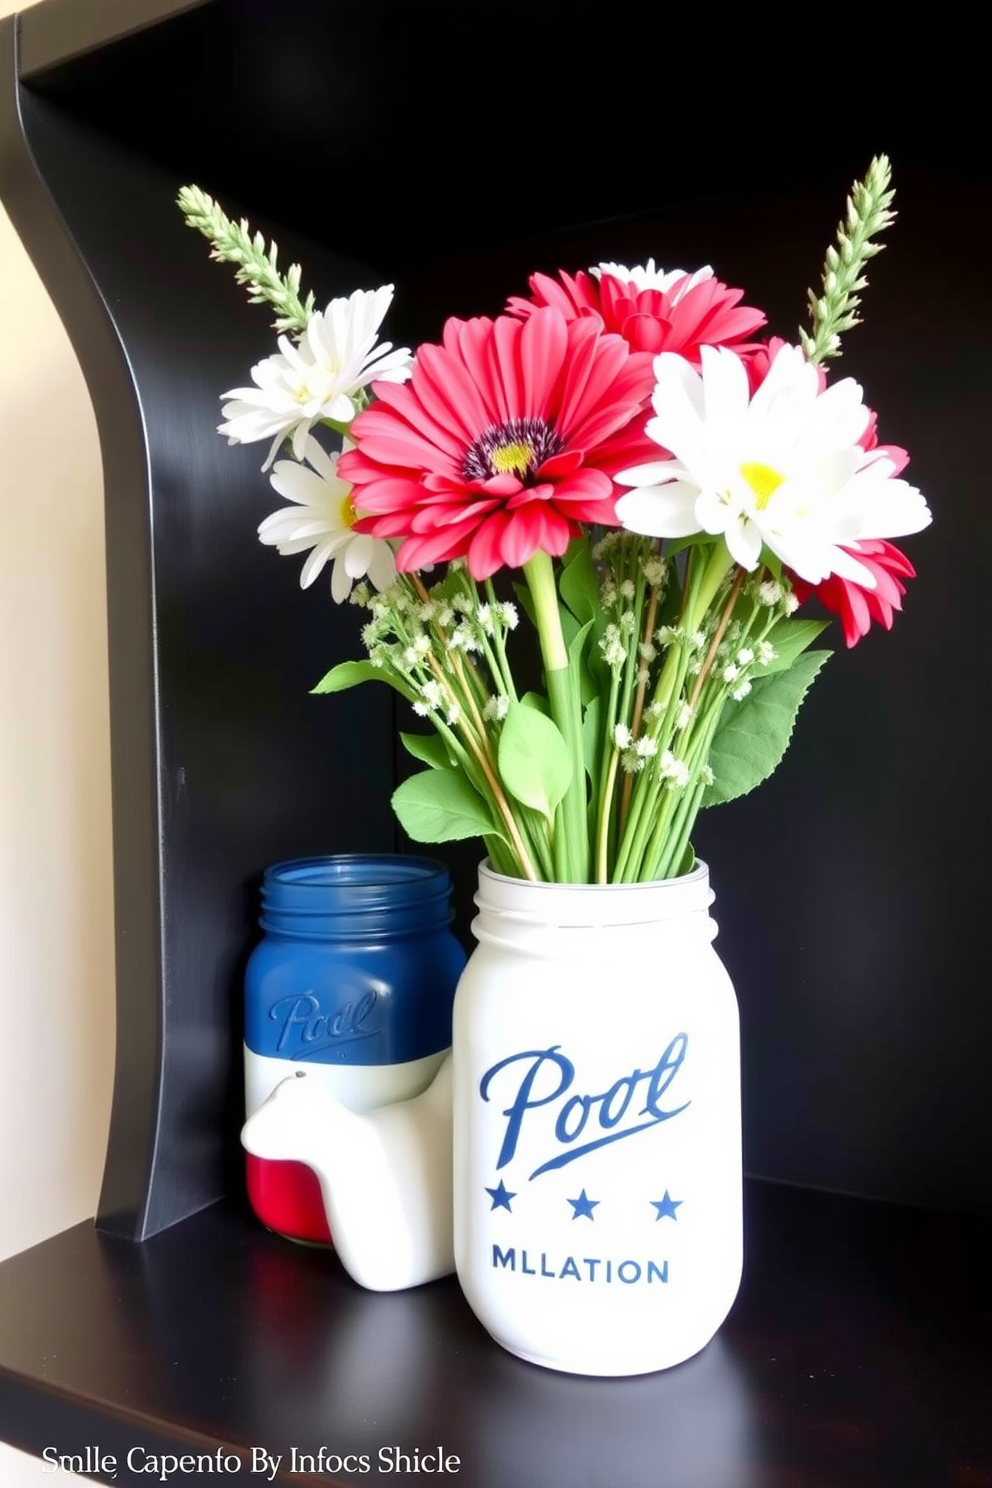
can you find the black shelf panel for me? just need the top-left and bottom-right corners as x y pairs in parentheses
(1, 1180), (990, 1487)
(0, 10), (399, 1242)
(18, 0), (992, 280)
(18, 0), (209, 75)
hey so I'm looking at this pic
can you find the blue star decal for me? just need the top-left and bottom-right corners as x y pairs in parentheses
(567, 1189), (599, 1220)
(485, 1180), (516, 1212)
(651, 1190), (682, 1221)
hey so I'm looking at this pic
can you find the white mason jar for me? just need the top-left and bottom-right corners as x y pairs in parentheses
(452, 860), (742, 1377)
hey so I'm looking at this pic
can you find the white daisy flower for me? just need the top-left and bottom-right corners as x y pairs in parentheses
(219, 285), (413, 469)
(591, 260), (714, 299)
(258, 437), (396, 603)
(615, 344), (931, 588)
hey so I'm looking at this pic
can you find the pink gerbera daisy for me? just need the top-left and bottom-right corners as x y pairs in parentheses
(340, 307), (655, 579)
(507, 260), (767, 362)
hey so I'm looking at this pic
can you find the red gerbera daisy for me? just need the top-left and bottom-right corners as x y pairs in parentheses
(340, 307), (655, 579)
(792, 538), (917, 647)
(507, 261), (767, 362)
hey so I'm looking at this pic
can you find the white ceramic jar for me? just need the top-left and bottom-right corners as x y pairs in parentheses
(452, 860), (742, 1376)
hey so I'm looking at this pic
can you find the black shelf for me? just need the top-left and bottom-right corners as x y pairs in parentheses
(2, 1181), (990, 1487)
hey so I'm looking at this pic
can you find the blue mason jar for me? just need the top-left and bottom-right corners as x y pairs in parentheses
(244, 854), (466, 1242)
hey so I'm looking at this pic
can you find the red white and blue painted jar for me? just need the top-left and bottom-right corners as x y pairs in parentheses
(245, 854), (465, 1243)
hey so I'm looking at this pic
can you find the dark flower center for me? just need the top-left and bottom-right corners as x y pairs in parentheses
(463, 418), (564, 483)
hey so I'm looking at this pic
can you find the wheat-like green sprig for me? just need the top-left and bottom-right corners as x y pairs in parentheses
(178, 184), (315, 336)
(800, 155), (897, 365)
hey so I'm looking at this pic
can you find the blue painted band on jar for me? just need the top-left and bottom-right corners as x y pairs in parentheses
(246, 854), (465, 1066)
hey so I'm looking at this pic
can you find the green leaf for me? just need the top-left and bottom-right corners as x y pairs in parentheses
(521, 691), (551, 716)
(560, 542), (600, 625)
(562, 534), (588, 566)
(560, 606), (583, 651)
(751, 618), (830, 675)
(702, 650), (831, 807)
(399, 731), (452, 769)
(497, 699), (573, 820)
(759, 546), (783, 580)
(653, 571), (684, 631)
(567, 618), (598, 706)
(663, 532), (716, 559)
(511, 580), (537, 629)
(311, 660), (391, 694)
(392, 768), (497, 844)
(431, 567), (464, 603)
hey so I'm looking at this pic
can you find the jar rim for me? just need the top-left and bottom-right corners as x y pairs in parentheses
(259, 854), (455, 936)
(265, 853), (450, 891)
(473, 857), (713, 936)
(478, 858), (710, 894)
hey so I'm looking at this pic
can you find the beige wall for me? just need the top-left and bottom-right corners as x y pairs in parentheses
(0, 0), (116, 1478)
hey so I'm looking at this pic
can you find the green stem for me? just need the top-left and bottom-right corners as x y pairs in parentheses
(686, 539), (735, 633)
(629, 566), (661, 747)
(425, 657), (539, 882)
(320, 416), (354, 441)
(654, 774), (707, 881)
(638, 783), (683, 883)
(523, 551), (589, 882)
(476, 579), (517, 702)
(649, 706), (718, 879)
(614, 545), (732, 883)
(523, 550), (568, 669)
(687, 568), (746, 713)
(614, 637), (693, 882)
(596, 749), (621, 884)
(594, 670), (622, 876)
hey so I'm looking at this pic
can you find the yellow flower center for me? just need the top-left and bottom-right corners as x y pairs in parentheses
(337, 491), (356, 529)
(490, 440), (535, 478)
(463, 418), (564, 484)
(740, 461), (785, 509)
(294, 381), (313, 406)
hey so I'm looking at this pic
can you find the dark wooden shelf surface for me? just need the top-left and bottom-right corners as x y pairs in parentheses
(1, 1180), (990, 1487)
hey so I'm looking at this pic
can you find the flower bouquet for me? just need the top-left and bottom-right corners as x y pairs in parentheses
(180, 158), (930, 889)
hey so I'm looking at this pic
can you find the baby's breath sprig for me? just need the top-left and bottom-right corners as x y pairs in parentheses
(177, 185), (315, 336)
(799, 155), (897, 365)
(350, 571), (552, 882)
